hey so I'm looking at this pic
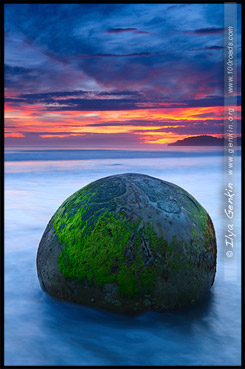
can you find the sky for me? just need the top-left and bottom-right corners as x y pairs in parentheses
(4, 3), (241, 149)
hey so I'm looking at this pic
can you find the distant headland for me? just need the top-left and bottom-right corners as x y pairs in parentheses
(168, 135), (241, 146)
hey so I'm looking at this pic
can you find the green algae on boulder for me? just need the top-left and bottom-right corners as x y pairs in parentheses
(36, 173), (217, 314)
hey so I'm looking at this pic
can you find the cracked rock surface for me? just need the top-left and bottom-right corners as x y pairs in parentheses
(37, 173), (217, 314)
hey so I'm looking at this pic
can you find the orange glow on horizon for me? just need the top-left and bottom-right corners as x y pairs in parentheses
(4, 101), (239, 145)
(5, 132), (25, 138)
(142, 132), (224, 144)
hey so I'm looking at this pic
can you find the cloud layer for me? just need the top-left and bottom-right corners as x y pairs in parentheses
(4, 3), (241, 147)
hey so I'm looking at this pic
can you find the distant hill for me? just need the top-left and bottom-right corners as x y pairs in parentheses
(168, 135), (241, 146)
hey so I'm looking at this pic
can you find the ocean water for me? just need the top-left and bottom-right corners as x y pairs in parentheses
(4, 148), (241, 366)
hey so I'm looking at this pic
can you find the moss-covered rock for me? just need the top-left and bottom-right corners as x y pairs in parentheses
(36, 173), (217, 314)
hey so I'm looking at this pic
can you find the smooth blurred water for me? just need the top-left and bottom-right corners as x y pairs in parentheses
(4, 149), (241, 365)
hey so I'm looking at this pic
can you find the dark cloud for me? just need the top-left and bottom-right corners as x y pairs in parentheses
(74, 45), (225, 95)
(48, 95), (240, 111)
(4, 64), (39, 91)
(5, 64), (31, 75)
(43, 96), (225, 111)
(4, 64), (38, 81)
(19, 90), (88, 99)
(78, 52), (154, 58)
(17, 90), (142, 101)
(183, 27), (225, 35)
(5, 98), (26, 103)
(45, 99), (143, 111)
(165, 4), (188, 12)
(4, 61), (84, 94)
(105, 28), (150, 34)
(8, 89), (240, 112)
(15, 90), (143, 105)
(188, 45), (224, 51)
(97, 90), (141, 97)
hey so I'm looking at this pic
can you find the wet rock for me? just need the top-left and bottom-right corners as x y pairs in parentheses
(36, 173), (217, 314)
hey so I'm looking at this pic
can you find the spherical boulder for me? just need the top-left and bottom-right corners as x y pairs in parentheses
(36, 173), (217, 314)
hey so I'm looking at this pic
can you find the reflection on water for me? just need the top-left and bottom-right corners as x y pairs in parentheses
(4, 150), (241, 365)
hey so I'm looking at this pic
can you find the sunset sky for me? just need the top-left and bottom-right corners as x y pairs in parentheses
(4, 3), (241, 149)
